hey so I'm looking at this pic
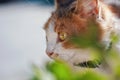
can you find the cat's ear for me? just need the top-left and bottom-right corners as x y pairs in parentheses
(77, 0), (99, 17)
(55, 0), (100, 16)
(55, 0), (77, 10)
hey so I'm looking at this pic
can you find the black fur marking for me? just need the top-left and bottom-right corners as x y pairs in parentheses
(58, 0), (75, 8)
(74, 60), (101, 68)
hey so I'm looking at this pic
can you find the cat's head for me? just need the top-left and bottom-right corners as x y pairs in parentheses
(44, 0), (112, 67)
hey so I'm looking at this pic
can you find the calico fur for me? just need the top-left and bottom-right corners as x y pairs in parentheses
(44, 0), (120, 72)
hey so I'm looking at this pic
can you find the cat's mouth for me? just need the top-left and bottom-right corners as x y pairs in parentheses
(74, 60), (101, 68)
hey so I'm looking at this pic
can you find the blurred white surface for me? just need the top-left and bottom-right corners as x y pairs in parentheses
(0, 3), (52, 80)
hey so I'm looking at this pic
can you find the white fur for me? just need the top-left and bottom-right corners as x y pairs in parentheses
(46, 21), (58, 53)
(97, 1), (120, 50)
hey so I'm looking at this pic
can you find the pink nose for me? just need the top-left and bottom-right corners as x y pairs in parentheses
(46, 51), (54, 57)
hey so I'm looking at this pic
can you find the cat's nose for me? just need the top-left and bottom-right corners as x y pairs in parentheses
(46, 51), (54, 57)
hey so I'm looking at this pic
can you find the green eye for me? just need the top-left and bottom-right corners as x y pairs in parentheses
(59, 32), (67, 41)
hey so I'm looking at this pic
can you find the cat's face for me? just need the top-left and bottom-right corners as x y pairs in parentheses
(44, 0), (112, 66)
(44, 16), (96, 65)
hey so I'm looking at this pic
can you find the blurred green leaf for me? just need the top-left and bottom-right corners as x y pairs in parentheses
(110, 32), (119, 43)
(31, 64), (41, 80)
(46, 61), (73, 80)
(70, 19), (104, 49)
(77, 71), (107, 80)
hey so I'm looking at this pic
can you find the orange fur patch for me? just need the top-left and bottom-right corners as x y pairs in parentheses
(52, 13), (103, 49)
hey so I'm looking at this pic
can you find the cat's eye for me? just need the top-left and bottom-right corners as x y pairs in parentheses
(59, 32), (67, 41)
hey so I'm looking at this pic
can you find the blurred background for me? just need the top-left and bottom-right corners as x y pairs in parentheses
(0, 0), (119, 80)
(0, 0), (54, 4)
(0, 0), (54, 80)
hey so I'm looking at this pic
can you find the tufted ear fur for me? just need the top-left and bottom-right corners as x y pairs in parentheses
(76, 0), (99, 18)
(55, 0), (99, 18)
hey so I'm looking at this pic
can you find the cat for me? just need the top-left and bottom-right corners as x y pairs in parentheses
(44, 0), (120, 71)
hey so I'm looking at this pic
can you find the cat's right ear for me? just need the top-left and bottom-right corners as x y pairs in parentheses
(55, 0), (62, 8)
(55, 0), (76, 9)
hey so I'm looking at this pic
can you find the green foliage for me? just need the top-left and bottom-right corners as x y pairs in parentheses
(75, 71), (107, 80)
(31, 64), (41, 80)
(69, 19), (103, 49)
(31, 61), (108, 80)
(46, 61), (72, 80)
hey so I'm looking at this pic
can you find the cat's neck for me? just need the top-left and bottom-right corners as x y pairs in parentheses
(97, 1), (120, 49)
